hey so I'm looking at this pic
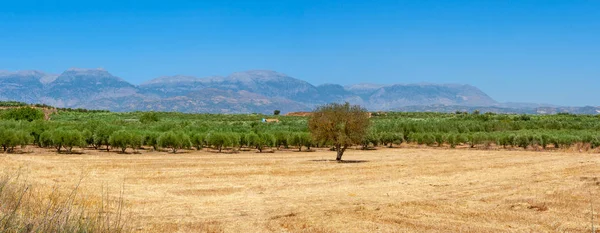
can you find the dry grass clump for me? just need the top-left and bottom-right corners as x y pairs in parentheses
(0, 172), (129, 233)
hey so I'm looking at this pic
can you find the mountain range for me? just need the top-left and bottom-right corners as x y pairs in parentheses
(1, 68), (598, 114)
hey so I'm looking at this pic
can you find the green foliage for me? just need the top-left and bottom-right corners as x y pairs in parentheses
(158, 131), (191, 153)
(0, 101), (28, 107)
(190, 133), (207, 150)
(109, 130), (132, 153)
(2, 107), (44, 122)
(514, 134), (530, 149)
(289, 132), (313, 151)
(0, 129), (32, 152)
(274, 110), (281, 115)
(379, 132), (403, 148)
(139, 111), (160, 124)
(40, 129), (86, 153)
(247, 133), (276, 152)
(93, 123), (119, 151)
(274, 131), (289, 149)
(206, 132), (232, 153)
(143, 131), (160, 150)
(2, 107), (600, 154)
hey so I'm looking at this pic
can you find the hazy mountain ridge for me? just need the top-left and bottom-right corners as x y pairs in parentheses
(0, 68), (597, 114)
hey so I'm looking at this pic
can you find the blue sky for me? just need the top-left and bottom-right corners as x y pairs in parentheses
(1, 0), (599, 106)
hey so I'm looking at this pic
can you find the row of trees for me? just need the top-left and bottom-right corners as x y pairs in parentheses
(3, 126), (317, 154)
(2, 102), (600, 161)
(405, 132), (600, 150)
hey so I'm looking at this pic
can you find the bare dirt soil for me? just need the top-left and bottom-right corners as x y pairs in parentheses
(1, 147), (599, 232)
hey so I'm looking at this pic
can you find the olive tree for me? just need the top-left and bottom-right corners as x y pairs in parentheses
(256, 133), (276, 153)
(0, 129), (32, 152)
(190, 133), (207, 150)
(158, 131), (191, 153)
(109, 130), (132, 153)
(41, 129), (85, 153)
(61, 130), (86, 153)
(206, 132), (231, 153)
(380, 132), (403, 148)
(308, 103), (371, 161)
(289, 132), (312, 151)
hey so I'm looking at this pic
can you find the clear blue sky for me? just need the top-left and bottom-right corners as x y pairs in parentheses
(1, 0), (598, 106)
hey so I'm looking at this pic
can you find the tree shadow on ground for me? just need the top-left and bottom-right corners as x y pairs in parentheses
(57, 151), (85, 155)
(309, 159), (368, 164)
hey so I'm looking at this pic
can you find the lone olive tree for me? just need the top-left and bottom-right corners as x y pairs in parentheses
(308, 102), (370, 161)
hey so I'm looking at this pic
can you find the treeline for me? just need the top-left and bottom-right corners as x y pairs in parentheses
(0, 109), (599, 154)
(0, 101), (109, 113)
(0, 119), (315, 153)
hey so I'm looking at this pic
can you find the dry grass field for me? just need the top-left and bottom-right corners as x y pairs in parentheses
(1, 147), (599, 232)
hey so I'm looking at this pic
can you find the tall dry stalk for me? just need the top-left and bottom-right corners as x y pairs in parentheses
(0, 171), (130, 233)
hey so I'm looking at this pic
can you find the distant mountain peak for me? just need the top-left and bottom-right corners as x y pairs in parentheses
(67, 67), (106, 72)
(0, 70), (48, 77)
(141, 75), (201, 85)
(61, 68), (113, 77)
(228, 70), (292, 82)
(10, 67), (578, 114)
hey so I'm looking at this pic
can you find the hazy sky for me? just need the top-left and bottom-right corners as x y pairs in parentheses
(1, 1), (598, 106)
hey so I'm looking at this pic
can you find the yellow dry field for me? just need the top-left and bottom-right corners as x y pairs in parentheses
(1, 147), (600, 232)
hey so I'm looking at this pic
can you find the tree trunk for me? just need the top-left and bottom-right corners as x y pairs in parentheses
(172, 148), (177, 153)
(218, 146), (222, 153)
(106, 145), (110, 152)
(298, 146), (302, 152)
(121, 147), (126, 153)
(67, 147), (73, 154)
(336, 144), (346, 161)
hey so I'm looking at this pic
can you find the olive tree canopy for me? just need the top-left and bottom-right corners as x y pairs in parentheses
(308, 102), (370, 161)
